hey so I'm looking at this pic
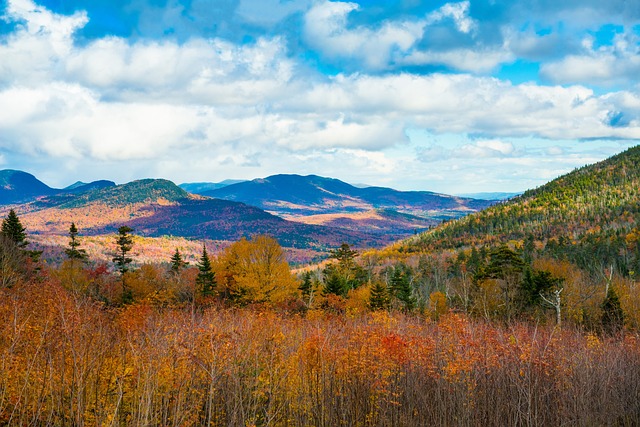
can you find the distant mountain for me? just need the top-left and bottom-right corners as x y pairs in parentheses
(13, 178), (383, 251)
(200, 174), (493, 218)
(180, 180), (245, 194)
(64, 180), (116, 193)
(456, 192), (521, 200)
(0, 170), (58, 204)
(405, 145), (640, 275)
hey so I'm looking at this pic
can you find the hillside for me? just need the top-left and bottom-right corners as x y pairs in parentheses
(0, 169), (58, 204)
(198, 174), (492, 218)
(179, 180), (245, 193)
(64, 180), (116, 193)
(405, 145), (640, 275)
(8, 178), (386, 261)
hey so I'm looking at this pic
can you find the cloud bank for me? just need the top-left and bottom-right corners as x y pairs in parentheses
(0, 0), (638, 192)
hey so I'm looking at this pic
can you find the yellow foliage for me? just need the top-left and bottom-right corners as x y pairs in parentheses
(345, 286), (370, 317)
(214, 235), (300, 305)
(429, 291), (448, 320)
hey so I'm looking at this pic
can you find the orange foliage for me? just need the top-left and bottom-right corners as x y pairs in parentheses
(1, 280), (640, 425)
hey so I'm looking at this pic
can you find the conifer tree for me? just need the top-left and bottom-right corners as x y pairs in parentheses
(322, 266), (347, 297)
(1, 209), (41, 264)
(169, 248), (188, 274)
(389, 266), (416, 311)
(369, 281), (390, 311)
(299, 271), (314, 304)
(196, 245), (216, 297)
(113, 226), (134, 302)
(65, 222), (88, 262)
(602, 286), (624, 334)
(1, 209), (27, 248)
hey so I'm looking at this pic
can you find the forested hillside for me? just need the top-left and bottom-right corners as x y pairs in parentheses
(405, 145), (640, 276)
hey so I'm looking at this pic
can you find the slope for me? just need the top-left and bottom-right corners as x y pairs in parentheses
(404, 145), (640, 274)
(13, 178), (384, 252)
(199, 174), (492, 218)
(0, 169), (59, 204)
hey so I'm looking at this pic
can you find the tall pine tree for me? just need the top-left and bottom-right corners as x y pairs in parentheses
(602, 286), (624, 334)
(196, 245), (216, 297)
(112, 226), (134, 302)
(1, 209), (27, 248)
(369, 281), (390, 311)
(389, 265), (416, 312)
(65, 222), (88, 262)
(169, 248), (188, 274)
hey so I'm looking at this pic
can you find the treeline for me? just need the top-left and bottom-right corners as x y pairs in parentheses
(1, 209), (636, 332)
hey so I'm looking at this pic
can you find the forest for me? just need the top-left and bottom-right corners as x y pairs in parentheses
(1, 199), (640, 426)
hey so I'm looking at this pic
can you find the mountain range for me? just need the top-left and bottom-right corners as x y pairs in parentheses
(183, 174), (491, 218)
(0, 170), (494, 261)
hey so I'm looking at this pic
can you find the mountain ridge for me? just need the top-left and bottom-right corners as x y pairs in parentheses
(197, 173), (493, 218)
(404, 144), (640, 275)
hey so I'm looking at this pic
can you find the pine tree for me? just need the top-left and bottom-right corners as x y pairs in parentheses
(299, 271), (313, 298)
(1, 209), (27, 248)
(169, 248), (188, 274)
(196, 245), (216, 297)
(389, 266), (416, 311)
(322, 267), (346, 297)
(368, 281), (390, 311)
(112, 226), (134, 302)
(602, 286), (624, 334)
(65, 222), (88, 262)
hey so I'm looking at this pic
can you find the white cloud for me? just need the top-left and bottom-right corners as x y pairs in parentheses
(425, 1), (476, 34)
(1, 0), (639, 192)
(303, 1), (426, 69)
(302, 1), (487, 71)
(540, 31), (640, 86)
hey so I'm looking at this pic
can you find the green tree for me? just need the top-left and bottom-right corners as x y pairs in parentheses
(322, 265), (347, 297)
(196, 245), (216, 297)
(65, 222), (88, 262)
(331, 243), (359, 266)
(1, 209), (41, 263)
(112, 226), (134, 302)
(326, 243), (366, 291)
(1, 209), (27, 248)
(389, 265), (416, 312)
(477, 245), (526, 321)
(169, 248), (188, 274)
(368, 281), (390, 311)
(299, 270), (316, 307)
(601, 286), (624, 334)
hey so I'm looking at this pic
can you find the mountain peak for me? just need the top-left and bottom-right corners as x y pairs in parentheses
(60, 178), (190, 208)
(0, 169), (56, 204)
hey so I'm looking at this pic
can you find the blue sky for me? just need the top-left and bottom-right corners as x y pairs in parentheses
(0, 0), (638, 193)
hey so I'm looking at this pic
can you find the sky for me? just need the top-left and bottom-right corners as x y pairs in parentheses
(0, 0), (639, 194)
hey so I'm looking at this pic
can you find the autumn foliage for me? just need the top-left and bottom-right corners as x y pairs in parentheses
(1, 277), (639, 426)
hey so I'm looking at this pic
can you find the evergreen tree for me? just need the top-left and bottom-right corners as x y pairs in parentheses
(1, 209), (41, 264)
(368, 281), (390, 311)
(389, 265), (416, 312)
(520, 268), (563, 308)
(169, 248), (188, 274)
(322, 266), (347, 297)
(1, 209), (27, 248)
(327, 243), (366, 290)
(331, 243), (359, 266)
(112, 226), (134, 302)
(196, 245), (216, 297)
(602, 286), (624, 334)
(299, 271), (313, 299)
(65, 222), (88, 262)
